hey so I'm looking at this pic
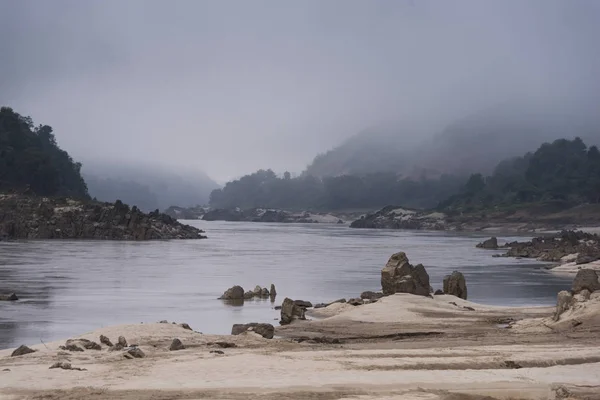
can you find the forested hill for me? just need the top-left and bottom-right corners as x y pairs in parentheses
(209, 169), (464, 211)
(439, 137), (600, 213)
(0, 107), (88, 198)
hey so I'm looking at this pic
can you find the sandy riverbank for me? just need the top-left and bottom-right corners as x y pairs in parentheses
(2, 294), (600, 400)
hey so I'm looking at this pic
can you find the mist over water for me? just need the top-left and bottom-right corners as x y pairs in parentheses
(0, 222), (570, 349)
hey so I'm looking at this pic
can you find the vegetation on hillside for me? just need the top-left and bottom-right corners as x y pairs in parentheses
(0, 107), (88, 198)
(439, 138), (600, 213)
(209, 169), (463, 211)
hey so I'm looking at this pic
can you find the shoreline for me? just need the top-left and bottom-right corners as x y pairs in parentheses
(2, 294), (599, 400)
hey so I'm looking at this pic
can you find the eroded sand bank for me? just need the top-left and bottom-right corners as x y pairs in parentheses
(1, 294), (599, 400)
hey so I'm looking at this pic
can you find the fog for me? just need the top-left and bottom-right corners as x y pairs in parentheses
(1, 0), (599, 182)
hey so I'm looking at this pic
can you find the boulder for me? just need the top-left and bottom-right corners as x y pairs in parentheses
(270, 284), (277, 298)
(0, 293), (18, 301)
(169, 339), (185, 351)
(61, 344), (84, 352)
(554, 290), (573, 321)
(293, 300), (313, 308)
(219, 285), (245, 300)
(434, 289), (444, 295)
(231, 323), (275, 339)
(65, 339), (101, 351)
(49, 362), (86, 371)
(179, 323), (192, 331)
(11, 345), (36, 357)
(243, 291), (255, 300)
(280, 298), (306, 325)
(261, 288), (270, 297)
(572, 269), (600, 294)
(126, 347), (145, 358)
(347, 298), (364, 306)
(118, 336), (128, 348)
(477, 237), (498, 249)
(574, 289), (591, 302)
(253, 285), (263, 296)
(99, 335), (113, 347)
(360, 291), (384, 300)
(381, 252), (431, 296)
(443, 271), (467, 300)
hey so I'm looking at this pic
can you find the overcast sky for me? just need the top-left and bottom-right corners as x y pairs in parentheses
(1, 0), (599, 182)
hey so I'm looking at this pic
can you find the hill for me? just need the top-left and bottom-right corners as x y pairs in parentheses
(0, 107), (88, 198)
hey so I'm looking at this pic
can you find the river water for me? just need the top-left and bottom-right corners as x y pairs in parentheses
(0, 221), (570, 349)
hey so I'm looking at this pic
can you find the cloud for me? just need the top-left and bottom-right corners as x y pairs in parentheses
(1, 0), (599, 181)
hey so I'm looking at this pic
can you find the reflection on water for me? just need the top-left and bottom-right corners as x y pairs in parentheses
(0, 222), (570, 349)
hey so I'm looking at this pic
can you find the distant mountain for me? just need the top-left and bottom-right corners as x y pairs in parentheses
(304, 103), (600, 179)
(82, 161), (220, 212)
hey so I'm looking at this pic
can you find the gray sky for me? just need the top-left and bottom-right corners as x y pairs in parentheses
(1, 0), (599, 182)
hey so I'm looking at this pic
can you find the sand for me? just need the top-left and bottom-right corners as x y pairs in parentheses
(1, 295), (600, 400)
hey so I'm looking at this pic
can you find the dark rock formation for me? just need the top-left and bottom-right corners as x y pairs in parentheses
(280, 298), (306, 325)
(11, 345), (36, 357)
(0, 293), (18, 301)
(231, 323), (275, 339)
(314, 298), (346, 309)
(65, 338), (101, 351)
(293, 300), (313, 308)
(434, 289), (444, 295)
(0, 195), (206, 240)
(169, 339), (185, 351)
(381, 252), (431, 296)
(360, 291), (384, 301)
(347, 298), (364, 306)
(126, 347), (145, 358)
(477, 237), (498, 249)
(443, 271), (468, 300)
(219, 285), (245, 300)
(99, 335), (113, 347)
(572, 269), (600, 294)
(180, 323), (192, 331)
(503, 230), (600, 263)
(270, 284), (277, 298)
(118, 336), (128, 348)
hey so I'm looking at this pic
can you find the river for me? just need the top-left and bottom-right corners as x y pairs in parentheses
(0, 221), (570, 349)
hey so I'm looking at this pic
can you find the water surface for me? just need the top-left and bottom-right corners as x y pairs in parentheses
(0, 222), (570, 349)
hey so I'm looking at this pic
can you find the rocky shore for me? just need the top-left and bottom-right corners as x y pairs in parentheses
(202, 207), (344, 224)
(0, 194), (206, 240)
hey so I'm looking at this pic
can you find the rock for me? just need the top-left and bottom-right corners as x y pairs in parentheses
(99, 335), (113, 347)
(293, 300), (313, 308)
(179, 323), (192, 331)
(360, 291), (384, 300)
(261, 287), (270, 297)
(349, 205), (447, 230)
(210, 350), (224, 354)
(169, 339), (185, 351)
(443, 271), (468, 300)
(118, 336), (128, 348)
(214, 342), (237, 348)
(159, 320), (169, 323)
(243, 291), (255, 299)
(274, 305), (282, 310)
(554, 290), (573, 321)
(0, 195), (206, 240)
(381, 252), (432, 296)
(280, 298), (306, 325)
(313, 303), (327, 309)
(11, 345), (36, 357)
(434, 289), (444, 295)
(219, 285), (245, 300)
(328, 298), (346, 305)
(572, 269), (600, 294)
(49, 362), (86, 371)
(476, 237), (498, 249)
(231, 323), (275, 339)
(127, 347), (145, 358)
(347, 298), (364, 306)
(0, 293), (18, 301)
(61, 344), (84, 352)
(270, 284), (277, 297)
(253, 285), (262, 296)
(65, 339), (101, 351)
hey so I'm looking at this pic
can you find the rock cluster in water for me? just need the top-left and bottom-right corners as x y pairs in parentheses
(0, 194), (206, 240)
(219, 284), (277, 301)
(350, 206), (447, 230)
(203, 208), (342, 224)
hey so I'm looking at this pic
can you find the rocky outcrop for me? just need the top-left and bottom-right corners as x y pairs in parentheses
(572, 269), (600, 294)
(350, 206), (447, 230)
(443, 271), (468, 300)
(0, 195), (206, 240)
(126, 347), (145, 359)
(220, 284), (276, 301)
(381, 252), (431, 296)
(360, 291), (384, 301)
(476, 237), (498, 249)
(64, 338), (101, 351)
(0, 293), (18, 301)
(503, 230), (600, 263)
(99, 335), (113, 347)
(554, 290), (573, 321)
(11, 345), (36, 357)
(280, 297), (307, 325)
(231, 323), (275, 339)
